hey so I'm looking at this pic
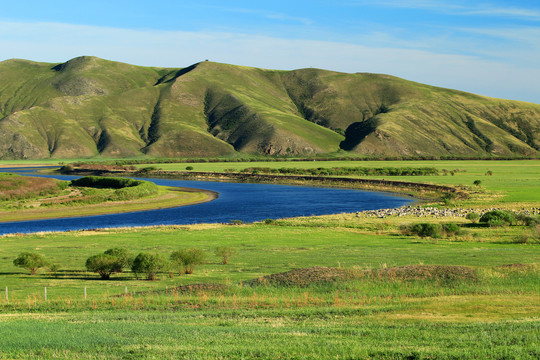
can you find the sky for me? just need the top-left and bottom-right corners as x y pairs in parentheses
(1, 0), (539, 103)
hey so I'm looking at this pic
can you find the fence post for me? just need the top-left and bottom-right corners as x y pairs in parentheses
(125, 286), (128, 294)
(5, 286), (7, 301)
(44, 287), (47, 301)
(84, 287), (87, 300)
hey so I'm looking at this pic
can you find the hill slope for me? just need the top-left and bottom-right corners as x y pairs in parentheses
(0, 56), (538, 159)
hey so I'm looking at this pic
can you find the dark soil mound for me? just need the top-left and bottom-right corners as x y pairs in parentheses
(374, 265), (478, 282)
(244, 266), (357, 287)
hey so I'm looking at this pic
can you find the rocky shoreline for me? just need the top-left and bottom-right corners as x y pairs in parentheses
(358, 205), (540, 218)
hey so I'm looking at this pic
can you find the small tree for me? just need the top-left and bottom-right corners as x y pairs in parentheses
(465, 212), (480, 223)
(86, 247), (132, 280)
(13, 252), (48, 275)
(170, 248), (205, 274)
(215, 246), (235, 265)
(132, 252), (168, 280)
(104, 247), (133, 273)
(86, 254), (121, 280)
(473, 180), (482, 187)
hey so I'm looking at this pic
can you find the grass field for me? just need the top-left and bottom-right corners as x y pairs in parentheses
(0, 159), (538, 359)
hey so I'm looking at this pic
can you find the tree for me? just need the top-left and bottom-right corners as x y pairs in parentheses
(465, 212), (480, 223)
(85, 247), (132, 280)
(132, 252), (169, 280)
(13, 252), (48, 275)
(473, 180), (482, 187)
(214, 246), (235, 265)
(170, 248), (205, 274)
(86, 254), (121, 280)
(104, 247), (133, 273)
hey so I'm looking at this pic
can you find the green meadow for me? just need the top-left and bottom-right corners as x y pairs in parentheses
(140, 159), (540, 205)
(0, 159), (538, 359)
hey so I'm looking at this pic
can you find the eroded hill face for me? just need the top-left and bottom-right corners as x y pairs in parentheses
(0, 56), (538, 159)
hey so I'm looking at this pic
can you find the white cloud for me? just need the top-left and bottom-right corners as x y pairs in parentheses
(349, 0), (540, 20)
(0, 21), (538, 103)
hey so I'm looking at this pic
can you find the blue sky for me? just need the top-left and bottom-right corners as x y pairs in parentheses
(1, 0), (539, 103)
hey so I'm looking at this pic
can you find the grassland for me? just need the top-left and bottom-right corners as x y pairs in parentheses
(0, 159), (538, 359)
(136, 159), (540, 206)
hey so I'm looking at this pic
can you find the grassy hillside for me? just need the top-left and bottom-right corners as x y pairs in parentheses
(1, 56), (539, 159)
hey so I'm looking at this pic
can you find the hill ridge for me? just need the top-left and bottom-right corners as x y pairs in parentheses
(0, 57), (538, 159)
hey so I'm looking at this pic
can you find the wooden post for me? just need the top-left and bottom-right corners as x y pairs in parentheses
(84, 287), (87, 300)
(5, 286), (7, 301)
(44, 287), (47, 301)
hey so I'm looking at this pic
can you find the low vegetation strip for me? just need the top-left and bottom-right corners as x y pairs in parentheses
(236, 166), (441, 176)
(62, 166), (464, 199)
(0, 173), (63, 201)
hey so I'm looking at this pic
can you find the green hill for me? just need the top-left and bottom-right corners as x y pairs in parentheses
(0, 56), (538, 159)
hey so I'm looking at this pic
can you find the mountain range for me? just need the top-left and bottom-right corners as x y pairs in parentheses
(0, 56), (538, 159)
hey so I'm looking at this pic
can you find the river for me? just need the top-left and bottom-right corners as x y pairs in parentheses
(0, 168), (413, 235)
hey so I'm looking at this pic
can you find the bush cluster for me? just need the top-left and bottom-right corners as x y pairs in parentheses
(404, 222), (463, 238)
(479, 210), (515, 227)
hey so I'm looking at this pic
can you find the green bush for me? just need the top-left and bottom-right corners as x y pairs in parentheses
(85, 247), (133, 280)
(480, 210), (515, 227)
(465, 212), (480, 223)
(515, 214), (539, 227)
(442, 223), (461, 236)
(132, 252), (169, 280)
(215, 246), (235, 265)
(170, 249), (206, 274)
(86, 254), (124, 280)
(409, 223), (442, 238)
(13, 252), (49, 275)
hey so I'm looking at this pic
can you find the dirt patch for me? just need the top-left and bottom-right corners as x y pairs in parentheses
(244, 266), (358, 287)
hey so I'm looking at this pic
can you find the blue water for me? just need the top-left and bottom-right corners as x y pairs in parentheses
(0, 168), (413, 235)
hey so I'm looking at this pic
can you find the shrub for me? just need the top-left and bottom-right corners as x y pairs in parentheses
(103, 247), (133, 271)
(170, 248), (206, 274)
(215, 246), (235, 265)
(409, 223), (442, 238)
(13, 252), (49, 275)
(480, 210), (515, 227)
(86, 254), (123, 280)
(442, 223), (461, 236)
(465, 212), (480, 223)
(185, 166), (194, 171)
(473, 180), (482, 187)
(515, 214), (539, 227)
(441, 192), (456, 205)
(132, 253), (169, 280)
(86, 247), (133, 280)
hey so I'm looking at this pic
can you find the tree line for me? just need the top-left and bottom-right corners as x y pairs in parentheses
(12, 246), (235, 281)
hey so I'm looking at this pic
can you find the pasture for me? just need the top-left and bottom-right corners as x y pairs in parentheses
(0, 159), (538, 359)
